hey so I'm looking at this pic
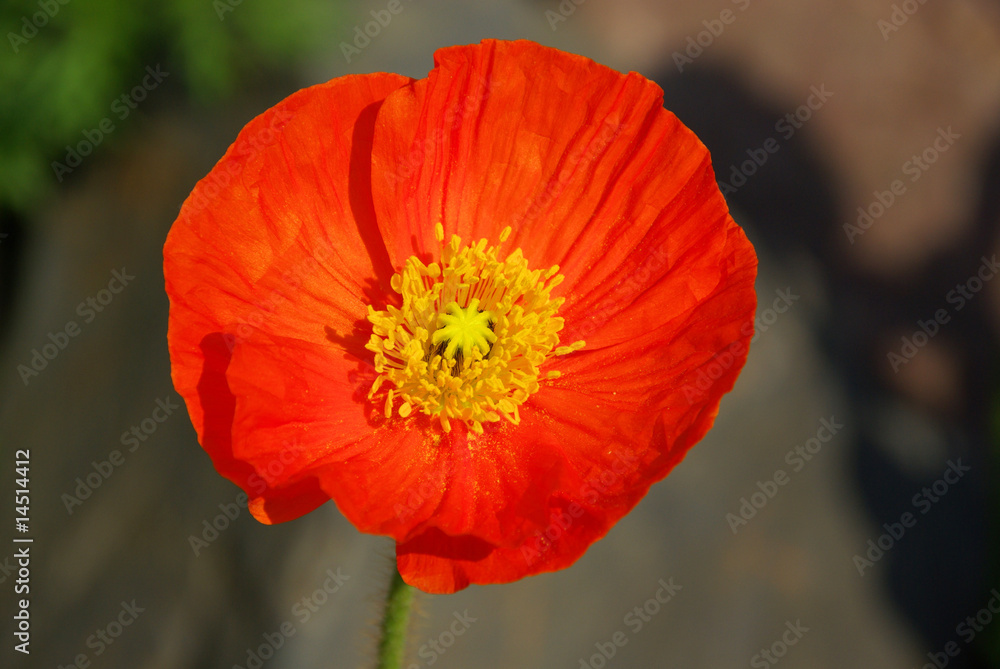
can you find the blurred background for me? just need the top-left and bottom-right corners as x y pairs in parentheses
(1, 0), (998, 667)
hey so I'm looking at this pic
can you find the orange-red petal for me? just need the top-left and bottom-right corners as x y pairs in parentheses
(165, 72), (411, 521)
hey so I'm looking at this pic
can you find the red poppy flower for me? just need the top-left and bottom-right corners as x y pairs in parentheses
(164, 39), (757, 594)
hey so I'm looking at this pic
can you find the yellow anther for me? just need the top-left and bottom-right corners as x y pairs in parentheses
(365, 227), (585, 432)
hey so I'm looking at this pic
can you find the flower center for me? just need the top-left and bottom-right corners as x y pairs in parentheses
(365, 224), (585, 433)
(431, 298), (496, 363)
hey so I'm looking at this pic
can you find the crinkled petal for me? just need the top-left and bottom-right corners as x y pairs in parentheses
(165, 72), (411, 520)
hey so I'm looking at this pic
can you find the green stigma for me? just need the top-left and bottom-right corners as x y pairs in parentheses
(431, 298), (497, 361)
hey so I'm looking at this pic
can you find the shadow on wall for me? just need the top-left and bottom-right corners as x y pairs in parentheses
(654, 63), (997, 668)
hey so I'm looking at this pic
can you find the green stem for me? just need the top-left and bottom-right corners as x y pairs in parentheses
(376, 566), (415, 669)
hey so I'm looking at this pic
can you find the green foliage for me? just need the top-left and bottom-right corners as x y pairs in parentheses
(0, 0), (344, 212)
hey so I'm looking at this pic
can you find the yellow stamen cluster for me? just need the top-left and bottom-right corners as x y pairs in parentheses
(365, 224), (585, 433)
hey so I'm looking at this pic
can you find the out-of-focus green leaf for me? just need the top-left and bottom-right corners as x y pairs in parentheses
(0, 0), (346, 214)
